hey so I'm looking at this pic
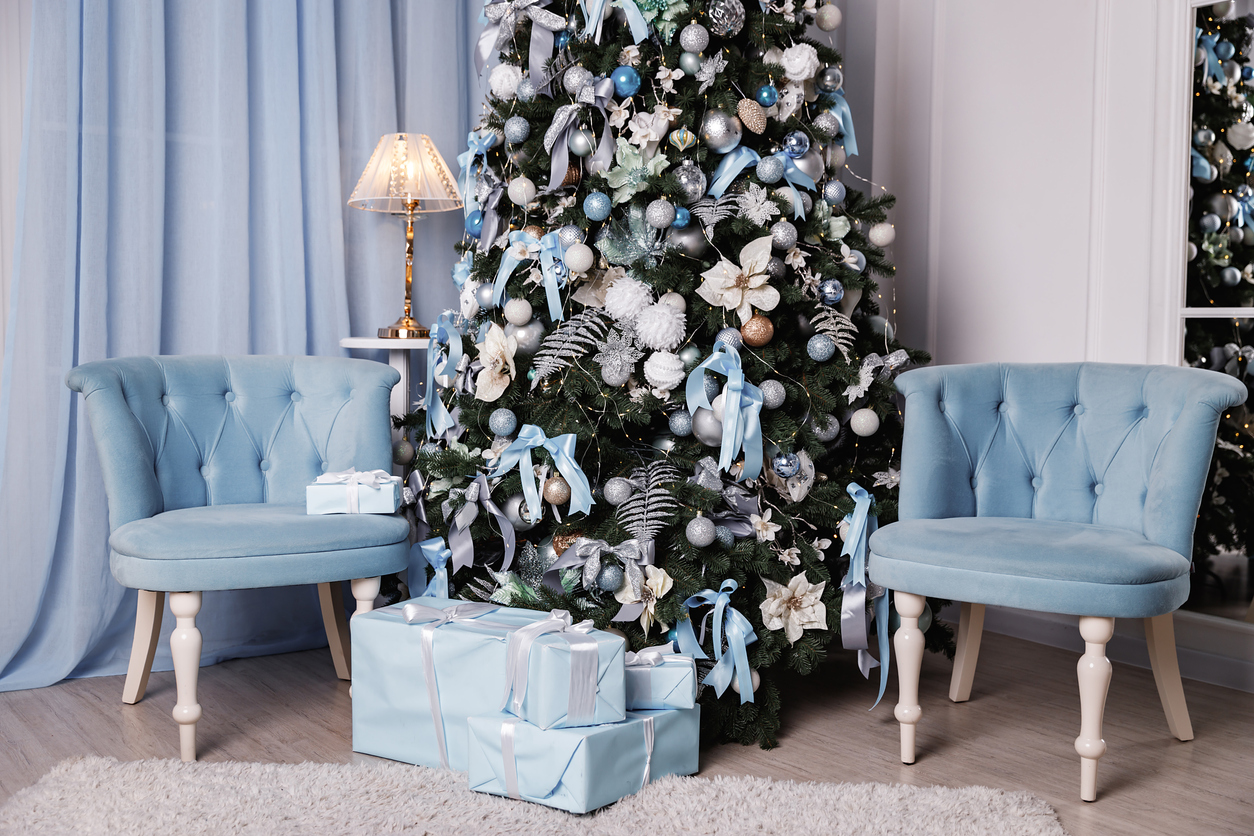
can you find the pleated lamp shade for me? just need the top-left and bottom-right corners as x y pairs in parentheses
(348, 133), (462, 214)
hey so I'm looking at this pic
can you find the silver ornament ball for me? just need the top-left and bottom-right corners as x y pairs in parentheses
(794, 147), (825, 183)
(850, 407), (880, 437)
(715, 326), (743, 349)
(813, 111), (841, 136)
(816, 3), (842, 30)
(603, 476), (635, 506)
(679, 344), (703, 369)
(807, 334), (836, 361)
(822, 180), (846, 205)
(488, 408), (518, 437)
(568, 128), (596, 158)
(601, 363), (631, 387)
(760, 379), (786, 409)
(504, 116), (531, 145)
(558, 224), (585, 248)
(816, 66), (844, 93)
(703, 373), (722, 401)
(756, 155), (784, 184)
(1222, 266), (1243, 286)
(811, 413), (841, 442)
(503, 493), (542, 532)
(646, 198), (676, 229)
(770, 220), (798, 250)
(675, 160), (708, 204)
(679, 51), (702, 76)
(669, 410), (694, 436)
(516, 77), (537, 102)
(505, 320), (546, 357)
(686, 516), (717, 547)
(666, 225), (710, 257)
(475, 283), (498, 310)
(772, 452), (801, 478)
(597, 564), (625, 593)
(766, 256), (787, 280)
(707, 0), (746, 36)
(700, 110), (744, 154)
(680, 23), (710, 53)
(692, 407), (724, 446)
(563, 65), (593, 96)
(714, 525), (735, 549)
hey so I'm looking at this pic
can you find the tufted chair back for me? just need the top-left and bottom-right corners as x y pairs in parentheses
(896, 362), (1248, 560)
(66, 355), (399, 532)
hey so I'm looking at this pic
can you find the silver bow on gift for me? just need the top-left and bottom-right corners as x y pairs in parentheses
(442, 472), (517, 572)
(476, 0), (567, 91)
(843, 349), (910, 403)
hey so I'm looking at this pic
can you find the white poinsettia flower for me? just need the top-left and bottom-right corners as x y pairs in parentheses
(751, 507), (783, 543)
(785, 246), (808, 269)
(776, 546), (801, 566)
(608, 100), (632, 129)
(474, 323), (517, 403)
(697, 236), (781, 325)
(615, 564), (674, 634)
(619, 45), (641, 66)
(760, 572), (828, 644)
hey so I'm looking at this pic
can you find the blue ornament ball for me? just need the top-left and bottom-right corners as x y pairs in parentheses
(584, 191), (612, 222)
(783, 130), (811, 159)
(1199, 213), (1222, 233)
(504, 116), (531, 145)
(714, 525), (735, 549)
(818, 277), (845, 306)
(1217, 41), (1236, 60)
(555, 30), (572, 50)
(755, 84), (779, 107)
(672, 206), (691, 228)
(465, 209), (484, 238)
(669, 410), (694, 437)
(848, 250), (867, 273)
(715, 326), (743, 349)
(611, 65), (642, 97)
(772, 452), (801, 479)
(808, 334), (836, 361)
(1245, 66), (1254, 81)
(822, 181), (846, 205)
(597, 563), (625, 592)
(703, 372), (721, 401)
(489, 408), (518, 437)
(757, 156), (784, 184)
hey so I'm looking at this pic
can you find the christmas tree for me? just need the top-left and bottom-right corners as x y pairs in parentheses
(397, 0), (948, 748)
(1186, 5), (1254, 581)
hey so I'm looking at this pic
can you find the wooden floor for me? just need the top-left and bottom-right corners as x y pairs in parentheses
(0, 629), (1250, 836)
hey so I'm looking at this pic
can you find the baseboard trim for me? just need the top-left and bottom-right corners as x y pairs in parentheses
(938, 605), (1254, 694)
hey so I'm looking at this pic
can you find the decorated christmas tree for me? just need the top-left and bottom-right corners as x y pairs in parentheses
(1186, 5), (1254, 578)
(396, 0), (949, 747)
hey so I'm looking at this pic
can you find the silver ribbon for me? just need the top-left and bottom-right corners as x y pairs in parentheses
(475, 168), (506, 254)
(542, 78), (616, 193)
(626, 711), (656, 788)
(711, 483), (761, 539)
(313, 468), (399, 514)
(442, 472), (516, 572)
(843, 349), (910, 403)
(477, 0), (567, 92)
(500, 718), (522, 799)
(500, 609), (600, 725)
(543, 536), (652, 596)
(407, 470), (432, 542)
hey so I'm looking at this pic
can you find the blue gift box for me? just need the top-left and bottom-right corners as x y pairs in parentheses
(625, 646), (697, 711)
(352, 598), (626, 771)
(306, 469), (401, 514)
(467, 707), (701, 814)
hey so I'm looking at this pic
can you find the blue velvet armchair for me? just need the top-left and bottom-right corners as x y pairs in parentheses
(868, 362), (1247, 801)
(66, 356), (410, 761)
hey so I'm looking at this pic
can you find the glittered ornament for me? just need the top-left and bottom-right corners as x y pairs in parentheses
(675, 159), (708, 204)
(558, 224), (585, 248)
(562, 161), (582, 188)
(597, 563), (625, 593)
(669, 127), (697, 152)
(584, 191), (612, 221)
(504, 298), (533, 326)
(679, 51), (702, 76)
(503, 493), (542, 532)
(816, 3), (842, 29)
(738, 98), (767, 134)
(818, 278), (845, 306)
(850, 407), (880, 437)
(707, 0), (746, 36)
(508, 176), (537, 206)
(564, 242), (595, 273)
(770, 220), (798, 250)
(644, 350), (686, 391)
(522, 224), (545, 240)
(393, 439), (415, 465)
(604, 274), (653, 323)
(783, 131), (811, 159)
(686, 516), (717, 547)
(760, 379), (786, 409)
(666, 224), (710, 257)
(714, 525), (735, 549)
(822, 180), (846, 205)
(669, 409), (694, 436)
(516, 76), (538, 102)
(489, 64), (523, 99)
(868, 222), (896, 247)
(611, 65), (641, 97)
(636, 302), (686, 351)
(601, 363), (631, 386)
(807, 334), (836, 361)
(772, 452), (801, 478)
(766, 257), (787, 281)
(816, 66), (844, 93)
(646, 199), (676, 229)
(596, 479), (632, 510)
(504, 116), (531, 144)
(700, 110), (744, 154)
(812, 111), (841, 136)
(715, 326), (743, 349)
(680, 22), (710, 53)
(543, 475), (572, 505)
(741, 314), (774, 347)
(568, 128), (596, 157)
(563, 65), (593, 96)
(693, 407), (723, 446)
(757, 156), (784, 184)
(489, 408), (518, 436)
(811, 413), (840, 442)
(755, 83), (779, 107)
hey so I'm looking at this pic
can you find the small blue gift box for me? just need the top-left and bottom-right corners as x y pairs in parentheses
(306, 468), (401, 514)
(625, 645), (697, 711)
(467, 707), (700, 814)
(352, 598), (625, 772)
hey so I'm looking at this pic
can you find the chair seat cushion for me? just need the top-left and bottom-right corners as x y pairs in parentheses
(867, 517), (1191, 618)
(109, 504), (410, 592)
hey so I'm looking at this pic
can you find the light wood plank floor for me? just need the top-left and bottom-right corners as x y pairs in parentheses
(0, 629), (1249, 835)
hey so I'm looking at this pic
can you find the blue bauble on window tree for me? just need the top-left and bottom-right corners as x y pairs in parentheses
(755, 83), (779, 107)
(611, 66), (641, 97)
(466, 210), (484, 238)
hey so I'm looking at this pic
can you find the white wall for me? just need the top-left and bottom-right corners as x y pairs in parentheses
(0, 0), (32, 385)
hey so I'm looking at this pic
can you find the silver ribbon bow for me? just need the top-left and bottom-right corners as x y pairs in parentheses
(476, 0), (567, 92)
(500, 609), (600, 726)
(542, 78), (616, 192)
(711, 482), (761, 539)
(442, 472), (517, 573)
(475, 167), (506, 254)
(406, 470), (432, 542)
(313, 468), (399, 514)
(843, 349), (911, 403)
(1222, 342), (1254, 378)
(543, 536), (653, 597)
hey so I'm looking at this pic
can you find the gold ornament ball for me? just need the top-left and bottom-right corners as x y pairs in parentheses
(522, 224), (545, 240)
(737, 98), (767, 135)
(741, 314), (775, 347)
(543, 476), (572, 505)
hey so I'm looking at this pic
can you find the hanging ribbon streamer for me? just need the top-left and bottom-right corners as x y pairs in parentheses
(769, 151), (817, 220)
(407, 469), (432, 542)
(1197, 28), (1225, 83)
(537, 231), (568, 322)
(477, 174), (506, 253)
(581, 0), (649, 44)
(674, 579), (758, 704)
(823, 90), (859, 157)
(476, 0), (568, 91)
(442, 472), (517, 572)
(412, 537), (453, 599)
(685, 343), (765, 481)
(1191, 147), (1214, 180)
(312, 468), (399, 514)
(839, 482), (892, 708)
(488, 424), (595, 515)
(500, 609), (601, 725)
(457, 130), (494, 219)
(423, 312), (463, 440)
(492, 230), (541, 308)
(707, 146), (761, 198)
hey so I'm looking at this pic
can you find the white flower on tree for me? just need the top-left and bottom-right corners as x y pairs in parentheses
(615, 564), (674, 634)
(760, 572), (828, 644)
(697, 236), (781, 325)
(656, 66), (683, 94)
(736, 184), (782, 226)
(750, 507), (782, 543)
(474, 323), (517, 403)
(619, 45), (641, 66)
(776, 546), (801, 566)
(780, 43), (820, 82)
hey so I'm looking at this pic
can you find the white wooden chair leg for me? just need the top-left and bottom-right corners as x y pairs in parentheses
(1144, 613), (1193, 741)
(949, 602), (985, 703)
(169, 591), (203, 763)
(1075, 616), (1114, 802)
(122, 590), (165, 705)
(350, 577), (381, 618)
(318, 582), (352, 681)
(893, 592), (927, 764)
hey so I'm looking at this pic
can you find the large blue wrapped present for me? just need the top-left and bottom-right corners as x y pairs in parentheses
(306, 468), (401, 514)
(625, 645), (697, 710)
(467, 707), (701, 814)
(352, 598), (625, 771)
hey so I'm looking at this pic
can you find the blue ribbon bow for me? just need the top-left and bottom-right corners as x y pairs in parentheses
(423, 312), (463, 440)
(493, 230), (540, 309)
(1238, 193), (1254, 228)
(839, 482), (891, 708)
(537, 231), (567, 322)
(768, 151), (817, 220)
(452, 251), (473, 290)
(685, 344), (765, 481)
(414, 537), (453, 599)
(581, 0), (648, 44)
(708, 147), (761, 198)
(1197, 28), (1225, 83)
(488, 424), (595, 516)
(675, 579), (759, 704)
(823, 90), (859, 157)
(457, 130), (495, 219)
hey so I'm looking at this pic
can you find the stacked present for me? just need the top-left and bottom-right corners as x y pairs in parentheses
(352, 594), (700, 814)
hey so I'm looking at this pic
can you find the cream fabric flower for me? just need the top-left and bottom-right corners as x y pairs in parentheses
(785, 246), (807, 269)
(776, 546), (801, 566)
(656, 66), (683, 94)
(608, 100), (632, 130)
(760, 572), (827, 644)
(615, 564), (674, 634)
(697, 236), (780, 325)
(474, 323), (517, 403)
(750, 507), (782, 543)
(619, 45), (641, 66)
(810, 537), (833, 560)
(628, 110), (667, 149)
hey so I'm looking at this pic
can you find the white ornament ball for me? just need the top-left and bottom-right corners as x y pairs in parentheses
(816, 3), (842, 30)
(644, 351), (686, 392)
(868, 223), (896, 247)
(850, 408), (880, 437)
(731, 668), (761, 694)
(604, 275), (654, 323)
(503, 298), (533, 326)
(685, 516), (717, 547)
(508, 176), (537, 206)
(634, 302), (686, 352)
(692, 407), (723, 446)
(488, 64), (523, 99)
(711, 392), (726, 422)
(659, 291), (687, 312)
(564, 242), (595, 273)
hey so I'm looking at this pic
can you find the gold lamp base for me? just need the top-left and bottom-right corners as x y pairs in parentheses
(378, 315), (429, 339)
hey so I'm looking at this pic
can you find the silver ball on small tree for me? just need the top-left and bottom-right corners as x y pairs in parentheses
(756, 155), (784, 184)
(601, 363), (631, 386)
(669, 410), (694, 436)
(715, 326), (743, 349)
(679, 345), (703, 369)
(503, 116), (531, 145)
(659, 291), (686, 311)
(816, 3), (842, 30)
(770, 220), (798, 250)
(686, 516), (717, 547)
(505, 320), (546, 357)
(868, 222), (896, 247)
(812, 111), (841, 136)
(508, 176), (537, 206)
(393, 439), (415, 465)
(489, 408), (518, 437)
(766, 256), (787, 280)
(563, 65), (593, 96)
(760, 379), (786, 409)
(567, 128), (596, 158)
(700, 110), (744, 154)
(475, 283), (498, 310)
(714, 525), (735, 549)
(675, 159), (709, 204)
(666, 225), (710, 258)
(679, 22), (710, 53)
(597, 564), (625, 593)
(557, 224), (585, 248)
(603, 476), (635, 506)
(646, 198), (677, 229)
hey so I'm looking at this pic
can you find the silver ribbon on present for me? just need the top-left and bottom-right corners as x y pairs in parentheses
(500, 609), (600, 726)
(626, 711), (656, 788)
(500, 718), (522, 798)
(542, 78), (616, 193)
(838, 482), (892, 709)
(442, 472), (517, 572)
(625, 645), (684, 703)
(313, 468), (399, 514)
(476, 0), (567, 92)
(843, 349), (911, 403)
(475, 168), (506, 254)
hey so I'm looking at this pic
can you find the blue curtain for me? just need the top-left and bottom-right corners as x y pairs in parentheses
(0, 0), (480, 691)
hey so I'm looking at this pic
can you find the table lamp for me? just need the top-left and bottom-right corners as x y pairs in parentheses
(349, 133), (463, 338)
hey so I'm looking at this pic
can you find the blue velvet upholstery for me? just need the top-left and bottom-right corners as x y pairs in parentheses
(66, 355), (409, 592)
(868, 363), (1247, 618)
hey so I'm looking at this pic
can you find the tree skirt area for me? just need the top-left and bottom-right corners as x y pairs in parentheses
(0, 756), (1070, 836)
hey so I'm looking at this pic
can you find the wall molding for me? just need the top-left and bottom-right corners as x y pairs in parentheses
(1084, 0), (1113, 361)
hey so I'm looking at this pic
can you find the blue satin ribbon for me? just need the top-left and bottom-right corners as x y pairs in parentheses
(824, 90), (859, 157)
(1197, 28), (1224, 83)
(452, 251), (473, 290)
(537, 231), (567, 322)
(457, 130), (494, 219)
(685, 344), (765, 481)
(1238, 194), (1254, 228)
(708, 147), (761, 198)
(493, 230), (540, 309)
(767, 152), (816, 220)
(488, 424), (595, 516)
(838, 482), (891, 709)
(416, 537), (453, 599)
(675, 579), (758, 704)
(424, 312), (462, 439)
(1191, 147), (1213, 180)
(582, 0), (648, 44)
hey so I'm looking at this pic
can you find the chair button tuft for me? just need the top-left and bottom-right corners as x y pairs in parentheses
(970, 477), (977, 489)
(1031, 477), (1042, 489)
(160, 394), (169, 406)
(321, 461), (330, 472)
(938, 401), (945, 413)
(259, 459), (270, 471)
(1094, 483), (1104, 495)
(224, 391), (236, 403)
(998, 402), (1008, 413)
(200, 466), (210, 477)
(290, 392), (302, 402)
(1073, 404), (1084, 415)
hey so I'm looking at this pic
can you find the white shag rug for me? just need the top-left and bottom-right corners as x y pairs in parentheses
(0, 756), (1070, 836)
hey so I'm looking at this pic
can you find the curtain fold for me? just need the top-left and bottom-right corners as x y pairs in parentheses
(0, 0), (477, 692)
